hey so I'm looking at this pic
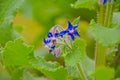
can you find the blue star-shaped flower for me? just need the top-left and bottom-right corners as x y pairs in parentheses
(103, 0), (107, 4)
(103, 0), (116, 4)
(60, 21), (80, 40)
(44, 32), (60, 53)
(48, 32), (59, 38)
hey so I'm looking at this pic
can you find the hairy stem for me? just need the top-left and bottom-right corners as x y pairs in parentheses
(97, 4), (105, 25)
(95, 3), (107, 69)
(95, 43), (107, 68)
(95, 0), (114, 68)
(108, 1), (114, 27)
(104, 3), (111, 27)
(77, 63), (87, 80)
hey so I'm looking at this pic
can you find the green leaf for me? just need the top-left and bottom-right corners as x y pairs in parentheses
(72, 16), (80, 25)
(90, 20), (120, 47)
(64, 38), (86, 66)
(0, 0), (24, 25)
(2, 38), (34, 66)
(22, 72), (34, 80)
(30, 57), (68, 80)
(11, 68), (35, 80)
(66, 55), (95, 80)
(92, 67), (114, 80)
(0, 23), (20, 46)
(72, 0), (98, 10)
(0, 0), (24, 46)
(113, 12), (120, 25)
(11, 68), (24, 80)
(81, 56), (95, 76)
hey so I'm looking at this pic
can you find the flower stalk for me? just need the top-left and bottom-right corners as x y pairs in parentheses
(77, 63), (87, 80)
(95, 0), (116, 68)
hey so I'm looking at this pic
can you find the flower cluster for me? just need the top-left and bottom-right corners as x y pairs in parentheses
(99, 0), (116, 5)
(44, 21), (80, 57)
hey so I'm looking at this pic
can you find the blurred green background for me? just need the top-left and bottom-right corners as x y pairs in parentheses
(0, 0), (98, 80)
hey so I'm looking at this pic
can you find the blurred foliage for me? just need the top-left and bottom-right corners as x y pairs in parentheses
(72, 0), (98, 10)
(90, 20), (120, 47)
(0, 0), (120, 80)
(92, 66), (114, 80)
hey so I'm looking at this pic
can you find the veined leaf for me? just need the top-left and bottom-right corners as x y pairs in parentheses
(81, 55), (95, 77)
(90, 20), (120, 47)
(0, 0), (24, 46)
(2, 38), (34, 66)
(11, 68), (35, 80)
(92, 66), (114, 80)
(72, 0), (98, 10)
(30, 57), (68, 80)
(0, 0), (24, 25)
(64, 38), (95, 79)
(113, 12), (120, 25)
(64, 38), (86, 66)
(0, 23), (20, 46)
(11, 68), (24, 80)
(22, 72), (34, 80)
(66, 55), (95, 80)
(72, 16), (80, 25)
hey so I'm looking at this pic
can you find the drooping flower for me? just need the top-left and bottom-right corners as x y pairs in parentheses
(60, 21), (80, 40)
(43, 20), (80, 57)
(43, 26), (62, 57)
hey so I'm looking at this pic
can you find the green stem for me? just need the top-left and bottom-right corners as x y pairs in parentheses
(95, 0), (114, 69)
(104, 1), (113, 27)
(104, 3), (111, 27)
(95, 4), (107, 69)
(95, 43), (107, 68)
(108, 1), (114, 27)
(77, 63), (87, 80)
(97, 4), (105, 25)
(95, 1), (115, 80)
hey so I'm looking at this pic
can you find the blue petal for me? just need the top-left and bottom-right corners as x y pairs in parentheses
(68, 21), (73, 30)
(68, 33), (75, 40)
(44, 38), (51, 44)
(55, 33), (59, 38)
(74, 30), (80, 36)
(74, 21), (80, 29)
(60, 30), (69, 36)
(48, 32), (53, 38)
(73, 25), (78, 29)
(103, 0), (107, 4)
(50, 45), (55, 50)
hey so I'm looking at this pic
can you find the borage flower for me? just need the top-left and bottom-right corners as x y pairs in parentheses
(60, 21), (80, 40)
(43, 20), (80, 57)
(99, 0), (117, 5)
(103, 0), (116, 4)
(44, 26), (62, 57)
(103, 0), (107, 4)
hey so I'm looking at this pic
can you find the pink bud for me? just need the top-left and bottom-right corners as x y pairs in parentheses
(49, 26), (59, 35)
